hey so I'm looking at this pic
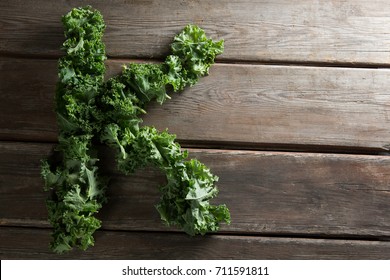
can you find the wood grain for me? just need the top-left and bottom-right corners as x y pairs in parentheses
(1, 141), (390, 238)
(0, 58), (58, 142)
(2, 0), (390, 261)
(1, 227), (390, 259)
(2, 57), (390, 151)
(142, 63), (390, 151)
(1, 0), (390, 65)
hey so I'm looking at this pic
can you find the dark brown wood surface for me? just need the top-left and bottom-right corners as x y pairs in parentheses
(2, 58), (390, 152)
(2, 227), (390, 259)
(1, 0), (390, 259)
(2, 0), (390, 65)
(1, 141), (390, 238)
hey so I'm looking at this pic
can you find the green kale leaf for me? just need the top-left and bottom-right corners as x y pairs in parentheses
(42, 6), (230, 254)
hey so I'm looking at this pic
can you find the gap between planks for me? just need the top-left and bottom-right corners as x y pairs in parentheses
(2, 52), (390, 70)
(1, 224), (389, 243)
(0, 138), (387, 157)
(1, 226), (390, 260)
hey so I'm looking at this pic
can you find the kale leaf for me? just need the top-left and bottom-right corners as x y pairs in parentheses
(42, 6), (230, 254)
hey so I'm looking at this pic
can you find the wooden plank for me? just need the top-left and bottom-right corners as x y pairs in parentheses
(1, 227), (390, 259)
(2, 57), (390, 151)
(1, 0), (390, 65)
(1, 141), (390, 237)
(141, 63), (390, 151)
(0, 58), (58, 142)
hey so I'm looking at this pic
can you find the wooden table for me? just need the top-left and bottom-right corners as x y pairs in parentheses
(1, 0), (390, 259)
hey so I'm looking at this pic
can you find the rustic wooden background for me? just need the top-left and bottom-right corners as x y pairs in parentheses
(1, 0), (390, 259)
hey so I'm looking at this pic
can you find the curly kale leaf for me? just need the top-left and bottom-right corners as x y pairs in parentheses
(42, 6), (230, 254)
(101, 123), (231, 234)
(98, 24), (230, 237)
(41, 136), (106, 253)
(167, 24), (224, 90)
(98, 77), (145, 129)
(56, 5), (106, 137)
(42, 6), (107, 254)
(121, 63), (170, 105)
(157, 158), (230, 236)
(61, 6), (106, 77)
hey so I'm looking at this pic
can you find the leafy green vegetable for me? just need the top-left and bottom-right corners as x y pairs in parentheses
(41, 6), (107, 253)
(169, 24), (224, 89)
(42, 6), (230, 254)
